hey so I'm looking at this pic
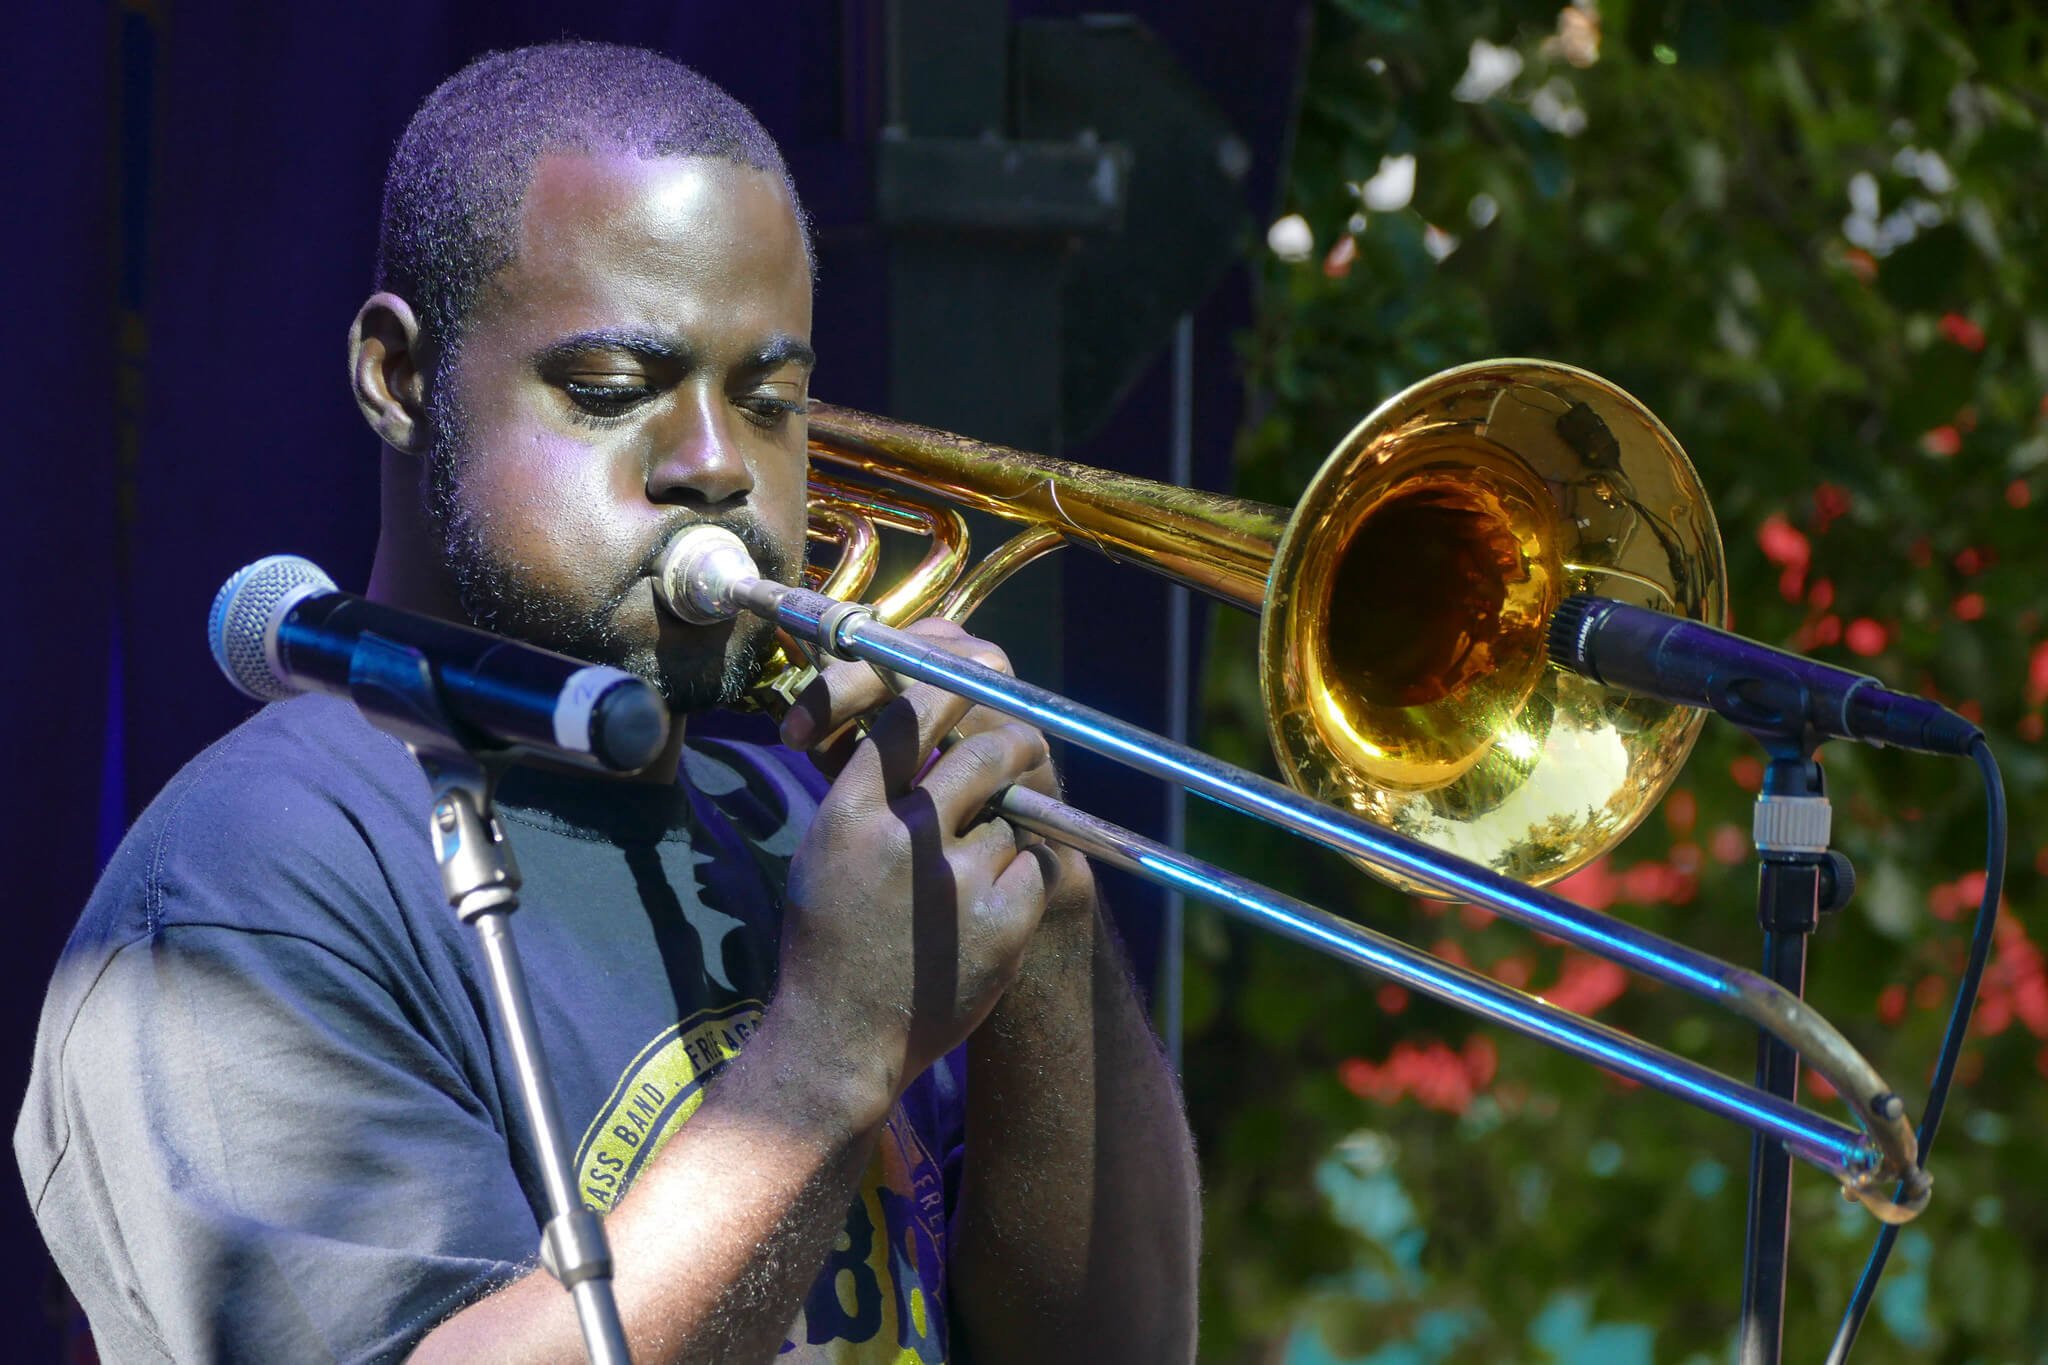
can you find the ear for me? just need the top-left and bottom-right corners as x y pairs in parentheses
(349, 292), (432, 456)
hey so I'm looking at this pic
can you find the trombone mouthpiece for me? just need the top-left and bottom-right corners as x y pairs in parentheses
(656, 525), (761, 625)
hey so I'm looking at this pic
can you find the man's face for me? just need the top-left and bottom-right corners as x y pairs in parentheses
(427, 151), (813, 710)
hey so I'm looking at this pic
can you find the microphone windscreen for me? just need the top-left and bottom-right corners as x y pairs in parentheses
(1544, 593), (1607, 678)
(209, 555), (337, 700)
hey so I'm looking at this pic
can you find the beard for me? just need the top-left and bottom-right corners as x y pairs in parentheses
(423, 416), (801, 714)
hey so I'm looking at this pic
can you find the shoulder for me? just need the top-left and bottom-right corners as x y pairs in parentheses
(46, 695), (439, 1025)
(127, 694), (432, 934)
(19, 696), (462, 1202)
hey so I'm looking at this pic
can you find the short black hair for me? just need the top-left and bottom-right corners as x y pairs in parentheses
(376, 40), (809, 357)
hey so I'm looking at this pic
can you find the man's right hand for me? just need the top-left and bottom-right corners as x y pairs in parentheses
(774, 621), (1059, 1120)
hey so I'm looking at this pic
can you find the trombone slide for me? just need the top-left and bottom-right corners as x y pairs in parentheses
(660, 530), (1928, 1224)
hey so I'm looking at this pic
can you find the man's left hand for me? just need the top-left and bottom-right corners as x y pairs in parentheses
(779, 617), (1094, 919)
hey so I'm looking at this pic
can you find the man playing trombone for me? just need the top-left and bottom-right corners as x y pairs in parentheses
(17, 41), (1197, 1363)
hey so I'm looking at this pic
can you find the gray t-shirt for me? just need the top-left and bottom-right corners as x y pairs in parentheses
(16, 695), (961, 1363)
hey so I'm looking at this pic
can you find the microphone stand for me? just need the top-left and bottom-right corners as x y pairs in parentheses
(1736, 726), (1856, 1365)
(347, 633), (631, 1365)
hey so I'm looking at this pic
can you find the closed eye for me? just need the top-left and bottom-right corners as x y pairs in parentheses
(738, 393), (805, 428)
(562, 378), (658, 425)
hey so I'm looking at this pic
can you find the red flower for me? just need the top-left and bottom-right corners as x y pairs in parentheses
(2027, 642), (2048, 706)
(1555, 858), (1619, 912)
(1877, 983), (1907, 1026)
(1922, 426), (1963, 457)
(1463, 1036), (1498, 1088)
(1757, 514), (1810, 570)
(1938, 312), (1986, 352)
(1844, 618), (1888, 656)
(1709, 823), (1748, 865)
(1336, 1039), (1493, 1114)
(1664, 788), (1697, 835)
(1812, 483), (1852, 533)
(1545, 954), (1628, 1016)
(1953, 592), (1986, 621)
(1431, 938), (1472, 969)
(1490, 955), (1533, 990)
(1621, 860), (1675, 903)
(1322, 234), (1357, 279)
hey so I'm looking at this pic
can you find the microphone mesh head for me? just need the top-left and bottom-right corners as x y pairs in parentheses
(209, 555), (337, 700)
(1544, 593), (1603, 676)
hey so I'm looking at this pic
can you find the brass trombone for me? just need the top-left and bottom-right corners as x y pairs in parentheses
(657, 359), (1929, 1223)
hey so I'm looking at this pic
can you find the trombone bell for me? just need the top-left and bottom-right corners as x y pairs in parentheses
(1264, 362), (1725, 891)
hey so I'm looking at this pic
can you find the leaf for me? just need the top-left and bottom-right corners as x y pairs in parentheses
(1876, 223), (1973, 313)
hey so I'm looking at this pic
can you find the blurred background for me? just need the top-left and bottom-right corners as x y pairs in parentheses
(4, 2), (2045, 1361)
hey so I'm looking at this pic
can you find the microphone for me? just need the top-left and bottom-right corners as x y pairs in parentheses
(208, 555), (669, 772)
(1547, 594), (1981, 757)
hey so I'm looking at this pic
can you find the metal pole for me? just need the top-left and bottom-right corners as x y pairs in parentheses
(431, 780), (632, 1365)
(1738, 754), (1835, 1365)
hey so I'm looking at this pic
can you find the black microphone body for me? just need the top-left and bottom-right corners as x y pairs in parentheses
(1548, 595), (1981, 757)
(210, 557), (668, 773)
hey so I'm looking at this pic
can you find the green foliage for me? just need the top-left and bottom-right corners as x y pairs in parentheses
(1189, 3), (2048, 1360)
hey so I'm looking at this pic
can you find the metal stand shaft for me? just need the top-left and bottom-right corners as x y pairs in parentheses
(1738, 749), (1851, 1365)
(347, 632), (630, 1364)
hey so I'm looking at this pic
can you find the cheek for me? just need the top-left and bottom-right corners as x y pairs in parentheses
(761, 441), (812, 563)
(461, 433), (644, 570)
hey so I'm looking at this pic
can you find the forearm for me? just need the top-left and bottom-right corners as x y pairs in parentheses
(948, 867), (1201, 1362)
(409, 1003), (886, 1365)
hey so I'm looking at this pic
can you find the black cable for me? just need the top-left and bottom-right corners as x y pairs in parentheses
(1825, 736), (2005, 1363)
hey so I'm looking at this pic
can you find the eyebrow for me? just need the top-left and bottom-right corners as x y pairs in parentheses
(744, 333), (817, 373)
(534, 329), (688, 368)
(532, 328), (815, 374)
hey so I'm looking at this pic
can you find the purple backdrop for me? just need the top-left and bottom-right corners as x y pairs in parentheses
(0, 2), (1306, 1351)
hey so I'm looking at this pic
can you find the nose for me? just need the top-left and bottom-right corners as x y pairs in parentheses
(646, 388), (753, 506)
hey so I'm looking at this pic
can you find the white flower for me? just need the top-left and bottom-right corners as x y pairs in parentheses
(1891, 146), (1956, 195)
(1359, 154), (1416, 212)
(1453, 39), (1523, 103)
(1530, 78), (1587, 137)
(1267, 213), (1314, 262)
